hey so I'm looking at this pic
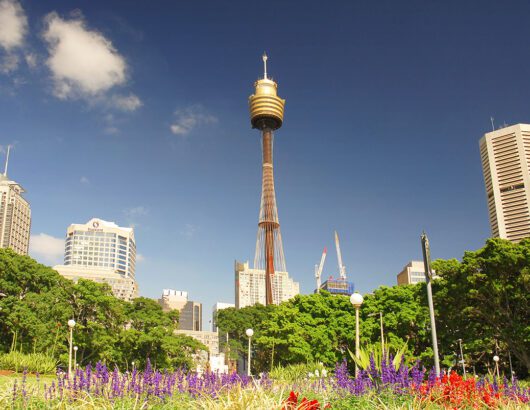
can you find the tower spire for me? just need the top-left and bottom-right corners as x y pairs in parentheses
(4, 145), (10, 176)
(262, 52), (268, 79)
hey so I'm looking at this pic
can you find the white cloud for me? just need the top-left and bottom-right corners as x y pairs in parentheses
(0, 0), (28, 51)
(112, 93), (142, 111)
(124, 206), (148, 219)
(180, 223), (198, 238)
(170, 105), (217, 136)
(24, 52), (36, 68)
(0, 53), (18, 73)
(136, 253), (145, 263)
(42, 12), (127, 100)
(29, 233), (64, 265)
(80, 176), (89, 184)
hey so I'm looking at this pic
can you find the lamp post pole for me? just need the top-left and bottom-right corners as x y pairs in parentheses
(493, 355), (500, 379)
(421, 232), (440, 377)
(73, 346), (78, 372)
(350, 292), (364, 377)
(67, 319), (76, 376)
(246, 328), (254, 377)
(457, 339), (466, 379)
(368, 312), (384, 355)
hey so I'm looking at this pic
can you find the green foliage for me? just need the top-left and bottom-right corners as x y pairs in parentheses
(218, 238), (530, 378)
(0, 249), (205, 370)
(269, 362), (327, 382)
(348, 342), (409, 374)
(0, 351), (58, 373)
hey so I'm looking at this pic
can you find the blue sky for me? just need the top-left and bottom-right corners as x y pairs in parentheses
(1, 0), (529, 325)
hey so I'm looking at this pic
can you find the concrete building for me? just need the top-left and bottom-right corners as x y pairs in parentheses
(175, 329), (219, 355)
(397, 260), (437, 286)
(235, 260), (299, 308)
(158, 289), (202, 331)
(159, 289), (188, 312)
(54, 218), (138, 301)
(318, 278), (354, 296)
(480, 123), (530, 242)
(0, 153), (31, 255)
(180, 301), (202, 331)
(212, 302), (235, 332)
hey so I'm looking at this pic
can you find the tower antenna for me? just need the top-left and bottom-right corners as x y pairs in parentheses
(490, 117), (495, 131)
(262, 52), (268, 79)
(4, 145), (11, 176)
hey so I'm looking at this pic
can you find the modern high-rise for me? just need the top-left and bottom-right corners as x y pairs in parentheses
(0, 148), (31, 255)
(54, 218), (138, 301)
(212, 302), (235, 332)
(480, 123), (530, 242)
(235, 260), (299, 308)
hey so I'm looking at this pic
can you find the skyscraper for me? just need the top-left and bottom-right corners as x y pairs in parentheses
(235, 260), (299, 309)
(249, 53), (288, 306)
(0, 147), (31, 255)
(54, 218), (138, 300)
(480, 124), (530, 242)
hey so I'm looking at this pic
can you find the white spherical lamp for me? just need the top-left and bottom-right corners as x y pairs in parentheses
(350, 292), (364, 308)
(246, 328), (254, 338)
(68, 319), (76, 328)
(73, 346), (78, 352)
(493, 355), (499, 362)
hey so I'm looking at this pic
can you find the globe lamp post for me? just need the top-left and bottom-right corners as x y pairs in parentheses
(67, 319), (76, 376)
(493, 355), (500, 379)
(246, 328), (254, 377)
(73, 346), (78, 371)
(350, 292), (364, 376)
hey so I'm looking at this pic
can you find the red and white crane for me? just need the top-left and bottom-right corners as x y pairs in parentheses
(335, 230), (347, 280)
(314, 247), (327, 292)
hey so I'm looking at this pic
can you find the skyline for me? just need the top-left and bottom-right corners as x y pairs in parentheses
(2, 0), (530, 320)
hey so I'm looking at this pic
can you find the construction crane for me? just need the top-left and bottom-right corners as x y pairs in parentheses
(335, 231), (347, 280)
(314, 247), (327, 293)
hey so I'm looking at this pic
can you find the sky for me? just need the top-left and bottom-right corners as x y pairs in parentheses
(1, 0), (529, 326)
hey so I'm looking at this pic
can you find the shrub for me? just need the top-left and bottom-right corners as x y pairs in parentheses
(0, 351), (58, 374)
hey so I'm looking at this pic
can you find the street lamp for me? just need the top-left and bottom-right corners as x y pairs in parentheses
(368, 311), (384, 355)
(67, 319), (76, 376)
(73, 346), (78, 372)
(493, 355), (500, 379)
(457, 339), (467, 379)
(245, 328), (254, 377)
(350, 292), (364, 376)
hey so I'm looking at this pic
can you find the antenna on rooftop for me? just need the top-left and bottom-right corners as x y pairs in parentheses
(490, 117), (495, 131)
(4, 145), (10, 176)
(262, 52), (268, 79)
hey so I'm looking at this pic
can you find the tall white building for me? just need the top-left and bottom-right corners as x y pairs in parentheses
(212, 302), (235, 332)
(235, 260), (299, 308)
(480, 123), (530, 242)
(54, 218), (138, 300)
(0, 150), (31, 255)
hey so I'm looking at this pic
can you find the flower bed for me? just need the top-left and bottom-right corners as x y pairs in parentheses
(2, 359), (528, 409)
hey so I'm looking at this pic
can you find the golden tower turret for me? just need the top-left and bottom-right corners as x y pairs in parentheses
(249, 54), (285, 130)
(249, 54), (287, 306)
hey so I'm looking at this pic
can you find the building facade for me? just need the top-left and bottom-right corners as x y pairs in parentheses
(158, 289), (202, 331)
(159, 289), (188, 312)
(0, 172), (31, 255)
(480, 123), (530, 242)
(318, 278), (354, 296)
(235, 260), (299, 308)
(54, 218), (138, 300)
(174, 329), (219, 355)
(212, 302), (235, 332)
(397, 260), (437, 286)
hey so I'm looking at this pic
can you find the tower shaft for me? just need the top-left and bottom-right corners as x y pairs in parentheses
(254, 128), (286, 305)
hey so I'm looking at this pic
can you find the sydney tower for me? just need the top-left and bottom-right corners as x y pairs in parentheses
(249, 54), (287, 306)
